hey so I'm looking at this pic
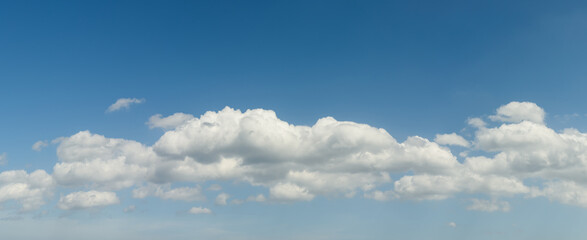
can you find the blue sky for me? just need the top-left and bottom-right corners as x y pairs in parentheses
(2, 1), (587, 239)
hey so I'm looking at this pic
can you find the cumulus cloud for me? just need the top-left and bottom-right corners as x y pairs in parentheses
(489, 101), (545, 124)
(188, 207), (212, 214)
(150, 107), (459, 200)
(215, 193), (229, 205)
(467, 198), (510, 212)
(534, 181), (587, 208)
(52, 131), (156, 190)
(13, 101), (587, 213)
(57, 190), (119, 210)
(468, 118), (486, 128)
(435, 133), (470, 147)
(32, 141), (48, 151)
(0, 170), (54, 211)
(106, 98), (145, 113)
(269, 183), (314, 202)
(147, 113), (195, 130)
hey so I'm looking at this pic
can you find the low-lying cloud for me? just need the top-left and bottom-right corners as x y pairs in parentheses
(3, 101), (587, 213)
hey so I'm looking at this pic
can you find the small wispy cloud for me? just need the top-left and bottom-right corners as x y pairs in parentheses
(106, 98), (145, 113)
(0, 153), (6, 165)
(32, 140), (48, 151)
(448, 222), (457, 228)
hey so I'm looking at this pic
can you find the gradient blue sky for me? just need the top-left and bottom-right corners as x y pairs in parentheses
(2, 1), (587, 239)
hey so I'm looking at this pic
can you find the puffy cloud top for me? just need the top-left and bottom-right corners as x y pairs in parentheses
(5, 101), (587, 213)
(489, 101), (545, 124)
(0, 170), (54, 211)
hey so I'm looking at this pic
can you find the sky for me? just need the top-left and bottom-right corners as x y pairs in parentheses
(2, 0), (587, 239)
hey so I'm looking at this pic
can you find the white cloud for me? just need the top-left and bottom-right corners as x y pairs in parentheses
(468, 118), (486, 128)
(32, 141), (48, 151)
(448, 222), (457, 228)
(147, 113), (195, 130)
(132, 184), (204, 202)
(435, 133), (470, 147)
(150, 107), (460, 200)
(188, 207), (212, 215)
(489, 101), (545, 124)
(535, 181), (587, 208)
(467, 198), (510, 212)
(215, 193), (229, 205)
(269, 183), (314, 202)
(52, 131), (156, 190)
(57, 190), (119, 210)
(0, 170), (54, 211)
(29, 102), (587, 211)
(106, 98), (145, 113)
(364, 190), (396, 201)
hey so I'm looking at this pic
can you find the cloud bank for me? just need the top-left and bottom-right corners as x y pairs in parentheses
(4, 101), (587, 213)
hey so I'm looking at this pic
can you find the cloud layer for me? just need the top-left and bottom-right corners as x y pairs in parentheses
(4, 101), (587, 213)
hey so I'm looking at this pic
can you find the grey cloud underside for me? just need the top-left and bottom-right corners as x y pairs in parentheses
(4, 101), (587, 211)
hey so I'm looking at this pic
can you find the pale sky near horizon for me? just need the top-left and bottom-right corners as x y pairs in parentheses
(2, 1), (587, 239)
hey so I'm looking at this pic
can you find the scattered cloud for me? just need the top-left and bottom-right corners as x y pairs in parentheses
(364, 190), (396, 201)
(215, 193), (229, 205)
(188, 207), (212, 215)
(57, 190), (119, 210)
(435, 133), (470, 147)
(0, 170), (54, 211)
(32, 141), (48, 151)
(147, 113), (195, 130)
(448, 222), (457, 228)
(0, 153), (5, 165)
(4, 102), (587, 212)
(270, 183), (314, 202)
(489, 101), (545, 124)
(106, 98), (145, 113)
(132, 184), (204, 202)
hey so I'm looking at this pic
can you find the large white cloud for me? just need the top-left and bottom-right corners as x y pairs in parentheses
(0, 170), (54, 211)
(16, 102), (587, 212)
(52, 131), (156, 190)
